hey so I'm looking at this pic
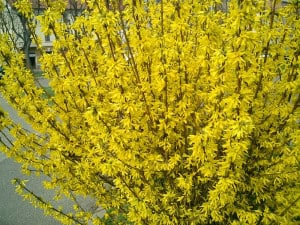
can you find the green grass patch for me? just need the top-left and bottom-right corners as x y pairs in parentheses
(41, 87), (54, 99)
(101, 208), (132, 225)
(33, 71), (43, 77)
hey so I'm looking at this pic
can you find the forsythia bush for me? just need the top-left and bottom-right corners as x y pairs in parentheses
(0, 0), (299, 224)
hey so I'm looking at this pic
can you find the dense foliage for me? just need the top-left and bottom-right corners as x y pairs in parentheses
(0, 0), (299, 224)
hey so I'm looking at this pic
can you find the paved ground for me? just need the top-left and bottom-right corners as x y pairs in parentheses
(35, 77), (49, 88)
(0, 159), (64, 225)
(0, 94), (66, 225)
(0, 79), (104, 225)
(0, 94), (64, 225)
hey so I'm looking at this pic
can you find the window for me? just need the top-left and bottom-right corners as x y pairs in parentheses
(29, 53), (36, 69)
(45, 35), (50, 42)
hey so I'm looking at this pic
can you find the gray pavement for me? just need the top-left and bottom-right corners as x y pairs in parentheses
(0, 94), (64, 225)
(35, 77), (49, 88)
(0, 150), (6, 163)
(0, 158), (63, 225)
(0, 80), (103, 225)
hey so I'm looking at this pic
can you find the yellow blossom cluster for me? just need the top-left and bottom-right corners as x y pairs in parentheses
(0, 0), (299, 224)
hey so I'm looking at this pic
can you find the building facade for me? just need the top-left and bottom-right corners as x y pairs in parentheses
(1, 0), (84, 72)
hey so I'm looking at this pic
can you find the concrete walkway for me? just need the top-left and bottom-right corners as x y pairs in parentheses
(1, 92), (100, 225)
(35, 77), (49, 88)
(0, 158), (64, 225)
(0, 94), (65, 225)
(0, 79), (104, 225)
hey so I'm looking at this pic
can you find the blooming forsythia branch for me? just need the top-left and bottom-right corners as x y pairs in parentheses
(0, 0), (299, 224)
